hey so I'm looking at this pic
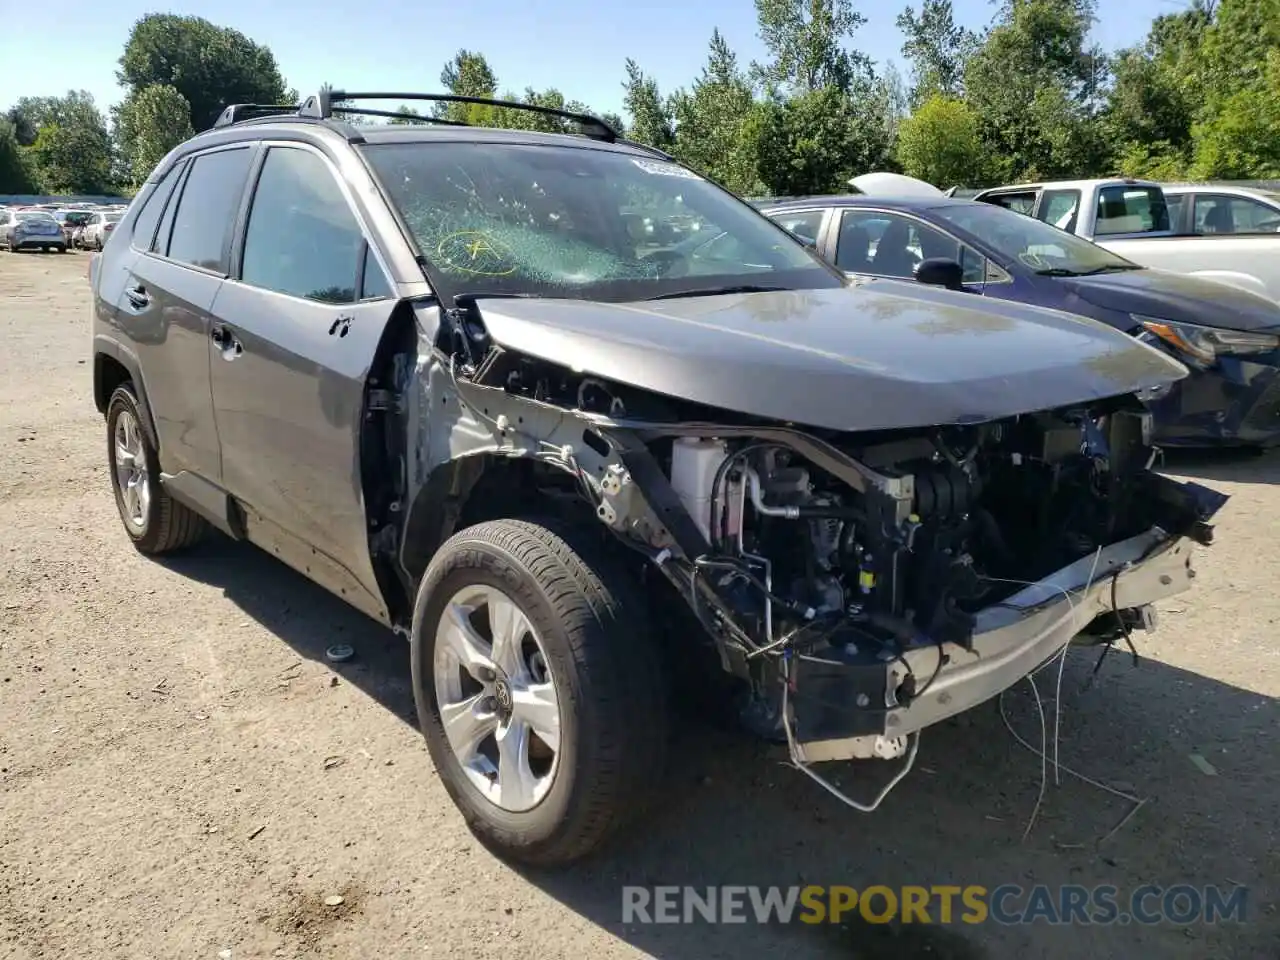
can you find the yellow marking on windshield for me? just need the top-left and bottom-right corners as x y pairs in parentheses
(436, 231), (517, 277)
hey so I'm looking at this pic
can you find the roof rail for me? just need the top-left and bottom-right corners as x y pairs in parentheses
(212, 103), (302, 128)
(299, 90), (619, 142)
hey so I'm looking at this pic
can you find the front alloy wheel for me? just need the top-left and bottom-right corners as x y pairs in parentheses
(412, 517), (669, 866)
(434, 584), (562, 812)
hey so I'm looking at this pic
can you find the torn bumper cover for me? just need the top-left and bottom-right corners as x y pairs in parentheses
(790, 514), (1221, 763)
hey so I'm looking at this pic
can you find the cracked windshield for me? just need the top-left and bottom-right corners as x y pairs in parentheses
(362, 141), (838, 301)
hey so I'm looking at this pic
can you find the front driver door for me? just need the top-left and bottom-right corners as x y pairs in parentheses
(832, 209), (992, 290)
(208, 143), (400, 622)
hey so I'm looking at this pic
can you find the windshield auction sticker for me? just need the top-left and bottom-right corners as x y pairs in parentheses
(631, 158), (704, 180)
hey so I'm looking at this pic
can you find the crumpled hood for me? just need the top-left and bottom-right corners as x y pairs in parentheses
(1064, 269), (1280, 332)
(475, 282), (1188, 433)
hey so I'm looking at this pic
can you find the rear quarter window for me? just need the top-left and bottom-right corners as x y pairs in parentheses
(1095, 186), (1170, 236)
(163, 147), (254, 272)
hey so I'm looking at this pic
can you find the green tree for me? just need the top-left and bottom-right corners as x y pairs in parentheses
(895, 94), (989, 187)
(16, 92), (113, 194)
(118, 14), (291, 132)
(437, 49), (502, 125)
(896, 0), (978, 105)
(1192, 49), (1280, 177)
(1103, 1), (1214, 177)
(1190, 0), (1280, 176)
(752, 0), (870, 92)
(669, 30), (761, 193)
(745, 0), (890, 192)
(112, 84), (194, 186)
(964, 0), (1109, 180)
(0, 117), (39, 193)
(749, 86), (889, 195)
(7, 97), (62, 145)
(621, 59), (675, 149)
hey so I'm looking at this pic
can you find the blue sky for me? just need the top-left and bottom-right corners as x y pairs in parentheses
(1, 0), (1189, 120)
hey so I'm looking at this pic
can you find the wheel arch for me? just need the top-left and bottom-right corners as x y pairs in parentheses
(398, 453), (600, 592)
(94, 342), (160, 449)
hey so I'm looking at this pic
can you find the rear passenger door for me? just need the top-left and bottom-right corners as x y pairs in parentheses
(209, 142), (398, 622)
(117, 145), (257, 482)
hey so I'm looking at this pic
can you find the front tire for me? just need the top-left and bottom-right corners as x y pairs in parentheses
(411, 517), (668, 866)
(106, 383), (207, 554)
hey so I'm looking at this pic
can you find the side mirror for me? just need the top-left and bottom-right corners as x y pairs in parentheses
(914, 257), (965, 291)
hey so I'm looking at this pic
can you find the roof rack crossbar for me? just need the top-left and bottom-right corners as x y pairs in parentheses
(327, 105), (469, 127)
(213, 103), (302, 128)
(301, 90), (619, 141)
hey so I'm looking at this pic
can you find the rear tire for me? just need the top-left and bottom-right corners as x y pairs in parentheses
(106, 383), (207, 554)
(411, 517), (669, 866)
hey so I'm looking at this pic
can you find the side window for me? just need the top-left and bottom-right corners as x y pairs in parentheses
(1194, 195), (1280, 235)
(835, 210), (884, 272)
(1038, 189), (1080, 232)
(1095, 185), (1170, 235)
(984, 192), (1037, 216)
(774, 210), (824, 245)
(836, 210), (986, 283)
(1164, 194), (1186, 227)
(241, 147), (366, 304)
(360, 244), (393, 300)
(165, 147), (254, 272)
(131, 159), (186, 252)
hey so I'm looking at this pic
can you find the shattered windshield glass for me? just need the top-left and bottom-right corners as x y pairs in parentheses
(361, 140), (839, 301)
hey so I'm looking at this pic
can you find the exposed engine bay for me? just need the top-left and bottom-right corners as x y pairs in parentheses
(667, 407), (1185, 655)
(647, 407), (1221, 760)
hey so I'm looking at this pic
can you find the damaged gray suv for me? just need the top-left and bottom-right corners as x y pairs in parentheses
(90, 90), (1227, 865)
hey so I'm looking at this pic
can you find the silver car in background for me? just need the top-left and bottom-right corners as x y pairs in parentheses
(80, 211), (123, 250)
(1, 210), (68, 253)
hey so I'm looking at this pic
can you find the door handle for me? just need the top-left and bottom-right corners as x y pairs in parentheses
(124, 283), (150, 309)
(211, 324), (243, 360)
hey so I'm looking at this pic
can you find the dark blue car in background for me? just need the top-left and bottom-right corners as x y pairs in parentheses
(754, 194), (1280, 447)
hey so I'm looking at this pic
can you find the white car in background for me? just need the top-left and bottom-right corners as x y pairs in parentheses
(1161, 183), (1280, 234)
(972, 178), (1280, 303)
(79, 211), (123, 250)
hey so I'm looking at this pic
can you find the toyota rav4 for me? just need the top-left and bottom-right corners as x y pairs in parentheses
(89, 90), (1227, 865)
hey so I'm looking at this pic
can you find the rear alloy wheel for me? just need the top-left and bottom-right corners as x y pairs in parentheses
(411, 517), (668, 866)
(106, 384), (207, 554)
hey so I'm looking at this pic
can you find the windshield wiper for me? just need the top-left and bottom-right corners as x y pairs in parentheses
(451, 292), (540, 305)
(1075, 264), (1145, 276)
(645, 284), (789, 301)
(1034, 267), (1086, 277)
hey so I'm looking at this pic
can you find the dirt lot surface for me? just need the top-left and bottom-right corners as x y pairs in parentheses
(1, 250), (1277, 960)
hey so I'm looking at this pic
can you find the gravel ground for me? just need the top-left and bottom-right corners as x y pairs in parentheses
(1, 250), (1277, 960)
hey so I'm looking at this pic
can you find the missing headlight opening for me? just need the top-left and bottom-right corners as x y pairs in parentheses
(435, 344), (1225, 814)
